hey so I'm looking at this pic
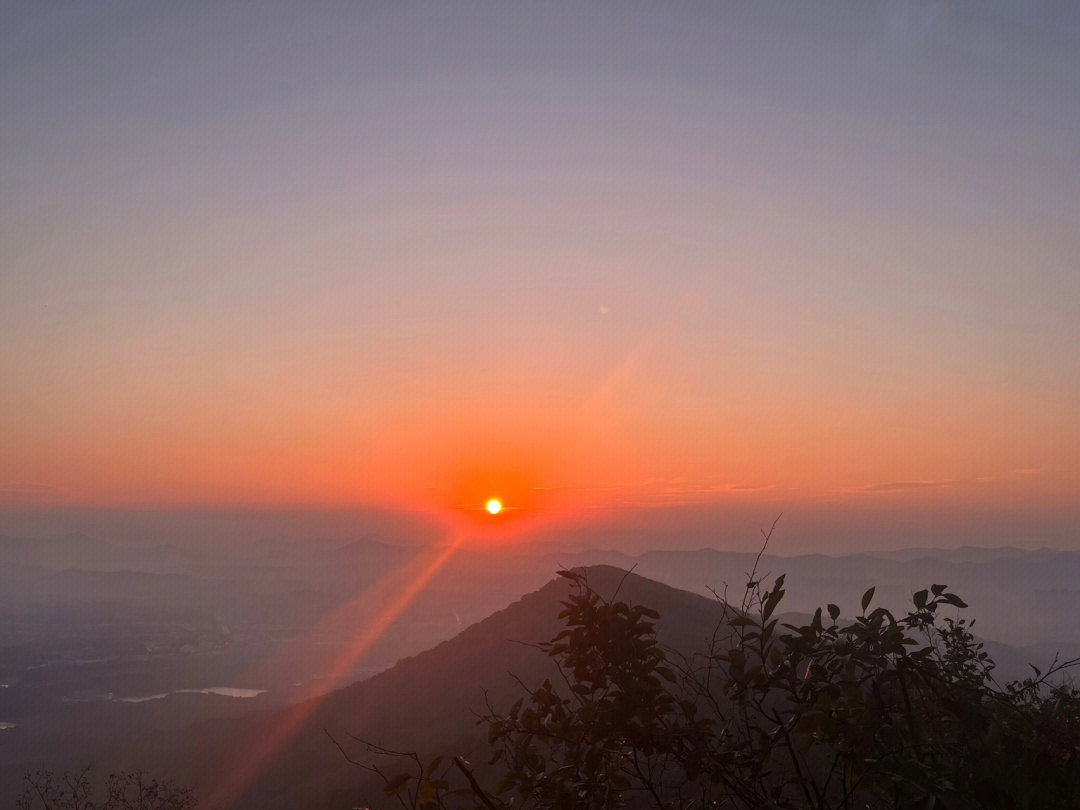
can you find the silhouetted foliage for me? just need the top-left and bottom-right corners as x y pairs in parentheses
(17, 768), (196, 810)
(345, 560), (1080, 809)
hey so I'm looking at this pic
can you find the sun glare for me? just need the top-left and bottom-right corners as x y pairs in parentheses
(486, 499), (502, 515)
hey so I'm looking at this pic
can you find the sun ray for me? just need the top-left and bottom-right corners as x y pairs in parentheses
(204, 535), (465, 808)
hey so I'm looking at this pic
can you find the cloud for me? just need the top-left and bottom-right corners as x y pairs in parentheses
(848, 480), (958, 493)
(0, 483), (64, 500)
(726, 483), (774, 492)
(851, 470), (1043, 493)
(974, 469), (1042, 483)
(615, 482), (778, 507)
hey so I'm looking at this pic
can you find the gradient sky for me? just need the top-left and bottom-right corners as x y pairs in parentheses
(2, 2), (1078, 542)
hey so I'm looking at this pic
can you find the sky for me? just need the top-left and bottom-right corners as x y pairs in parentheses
(2, 1), (1078, 548)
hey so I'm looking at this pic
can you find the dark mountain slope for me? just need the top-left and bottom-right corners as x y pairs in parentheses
(188, 566), (732, 809)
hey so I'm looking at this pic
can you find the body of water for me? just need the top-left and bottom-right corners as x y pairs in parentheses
(66, 687), (267, 703)
(174, 687), (265, 698)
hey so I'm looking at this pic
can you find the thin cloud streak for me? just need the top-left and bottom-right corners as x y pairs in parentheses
(852, 480), (960, 493)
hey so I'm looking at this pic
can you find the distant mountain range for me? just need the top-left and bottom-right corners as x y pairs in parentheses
(5, 533), (1078, 651)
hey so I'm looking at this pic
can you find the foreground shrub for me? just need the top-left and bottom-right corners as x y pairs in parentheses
(17, 768), (195, 810)
(351, 565), (1080, 809)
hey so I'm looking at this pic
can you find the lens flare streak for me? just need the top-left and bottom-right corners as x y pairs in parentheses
(205, 537), (465, 808)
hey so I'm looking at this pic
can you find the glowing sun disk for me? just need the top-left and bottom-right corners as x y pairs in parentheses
(486, 498), (502, 515)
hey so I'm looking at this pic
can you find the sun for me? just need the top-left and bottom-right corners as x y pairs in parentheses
(485, 498), (502, 515)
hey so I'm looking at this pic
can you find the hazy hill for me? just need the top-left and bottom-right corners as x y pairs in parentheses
(121, 567), (731, 809)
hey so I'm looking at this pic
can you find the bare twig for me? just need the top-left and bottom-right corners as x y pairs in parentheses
(453, 757), (501, 810)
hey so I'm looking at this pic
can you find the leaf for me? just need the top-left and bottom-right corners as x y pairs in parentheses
(913, 589), (928, 609)
(384, 773), (410, 796)
(861, 587), (876, 612)
(942, 593), (968, 609)
(827, 603), (840, 622)
(418, 778), (436, 805)
(762, 589), (784, 621)
(761, 619), (777, 643)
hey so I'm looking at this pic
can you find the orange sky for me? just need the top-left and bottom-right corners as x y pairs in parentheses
(2, 3), (1078, 543)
